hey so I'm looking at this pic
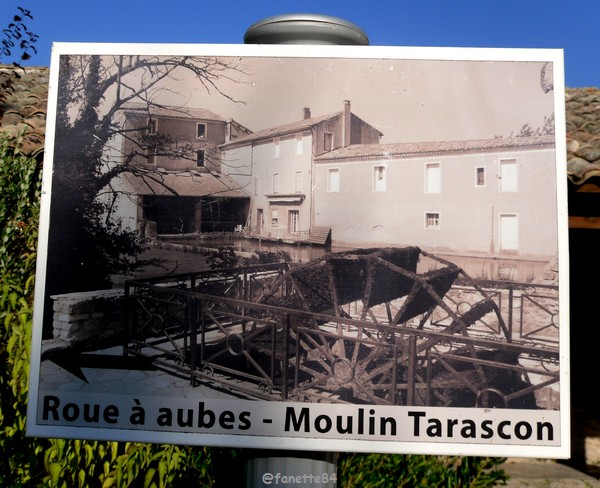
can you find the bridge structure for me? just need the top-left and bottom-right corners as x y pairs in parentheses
(123, 247), (560, 408)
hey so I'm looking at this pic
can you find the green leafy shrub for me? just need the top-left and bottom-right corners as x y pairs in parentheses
(0, 130), (45, 486)
(203, 246), (292, 269)
(203, 246), (240, 269)
(339, 453), (508, 487)
(42, 440), (215, 487)
(0, 131), (219, 487)
(243, 250), (292, 265)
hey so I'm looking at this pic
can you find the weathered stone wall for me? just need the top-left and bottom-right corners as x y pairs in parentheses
(51, 289), (125, 343)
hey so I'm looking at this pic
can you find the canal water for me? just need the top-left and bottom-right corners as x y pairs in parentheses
(158, 235), (550, 283)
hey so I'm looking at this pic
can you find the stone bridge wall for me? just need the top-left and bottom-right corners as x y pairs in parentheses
(51, 289), (125, 343)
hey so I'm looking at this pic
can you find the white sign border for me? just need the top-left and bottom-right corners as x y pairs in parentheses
(27, 41), (570, 459)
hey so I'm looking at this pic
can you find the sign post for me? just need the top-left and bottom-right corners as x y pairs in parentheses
(242, 14), (369, 487)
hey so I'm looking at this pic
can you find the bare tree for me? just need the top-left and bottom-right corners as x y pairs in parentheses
(0, 7), (37, 62)
(0, 7), (38, 119)
(45, 54), (248, 331)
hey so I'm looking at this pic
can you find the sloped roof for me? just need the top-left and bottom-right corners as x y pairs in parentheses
(121, 102), (227, 122)
(315, 135), (555, 162)
(565, 87), (600, 185)
(220, 112), (341, 149)
(0, 64), (48, 155)
(221, 109), (385, 150)
(120, 170), (249, 198)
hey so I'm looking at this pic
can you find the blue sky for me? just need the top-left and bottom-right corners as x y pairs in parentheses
(3, 0), (598, 88)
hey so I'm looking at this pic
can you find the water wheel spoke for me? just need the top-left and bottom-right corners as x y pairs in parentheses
(349, 377), (390, 404)
(297, 333), (335, 371)
(361, 359), (395, 383)
(297, 365), (330, 389)
(350, 328), (363, 363)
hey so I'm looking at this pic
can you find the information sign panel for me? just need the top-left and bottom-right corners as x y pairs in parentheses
(27, 42), (569, 458)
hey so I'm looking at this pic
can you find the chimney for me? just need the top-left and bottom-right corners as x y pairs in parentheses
(225, 119), (232, 142)
(303, 107), (311, 120)
(342, 100), (351, 147)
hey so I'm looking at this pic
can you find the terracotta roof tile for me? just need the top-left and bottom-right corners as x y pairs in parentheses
(121, 102), (227, 122)
(315, 135), (555, 162)
(0, 64), (48, 156)
(121, 170), (249, 198)
(220, 112), (340, 148)
(566, 87), (600, 184)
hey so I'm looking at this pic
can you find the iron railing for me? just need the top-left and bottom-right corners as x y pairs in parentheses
(124, 265), (559, 408)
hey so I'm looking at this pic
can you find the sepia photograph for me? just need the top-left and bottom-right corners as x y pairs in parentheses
(28, 43), (569, 456)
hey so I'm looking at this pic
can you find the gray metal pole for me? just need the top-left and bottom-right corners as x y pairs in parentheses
(242, 13), (369, 488)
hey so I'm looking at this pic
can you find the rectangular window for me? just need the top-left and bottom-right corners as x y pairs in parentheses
(476, 167), (486, 187)
(373, 165), (386, 191)
(271, 209), (279, 227)
(273, 137), (280, 158)
(324, 132), (334, 152)
(499, 213), (519, 250)
(295, 135), (304, 155)
(197, 123), (207, 139)
(425, 162), (441, 193)
(425, 212), (440, 229)
(294, 170), (303, 193)
(196, 150), (205, 167)
(289, 210), (299, 233)
(499, 158), (518, 192)
(147, 118), (157, 135)
(257, 209), (264, 233)
(328, 168), (340, 192)
(272, 172), (280, 194)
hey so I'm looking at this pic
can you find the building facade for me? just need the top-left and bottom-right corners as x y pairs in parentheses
(105, 103), (252, 235)
(220, 100), (382, 241)
(104, 100), (558, 260)
(313, 136), (557, 258)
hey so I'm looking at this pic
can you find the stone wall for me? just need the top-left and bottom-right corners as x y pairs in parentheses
(51, 289), (125, 343)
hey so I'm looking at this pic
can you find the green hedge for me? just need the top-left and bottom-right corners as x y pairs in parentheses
(0, 132), (217, 487)
(339, 453), (507, 487)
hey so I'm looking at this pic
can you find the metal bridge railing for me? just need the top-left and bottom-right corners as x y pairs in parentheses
(466, 279), (559, 344)
(124, 271), (560, 408)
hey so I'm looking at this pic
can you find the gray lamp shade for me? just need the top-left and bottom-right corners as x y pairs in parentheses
(244, 13), (369, 46)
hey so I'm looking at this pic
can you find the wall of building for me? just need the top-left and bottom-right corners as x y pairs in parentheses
(314, 117), (342, 156)
(224, 132), (313, 235)
(98, 136), (141, 234)
(314, 147), (557, 258)
(122, 114), (224, 172)
(350, 113), (382, 146)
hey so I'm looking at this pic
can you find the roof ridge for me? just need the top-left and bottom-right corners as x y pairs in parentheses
(315, 135), (556, 162)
